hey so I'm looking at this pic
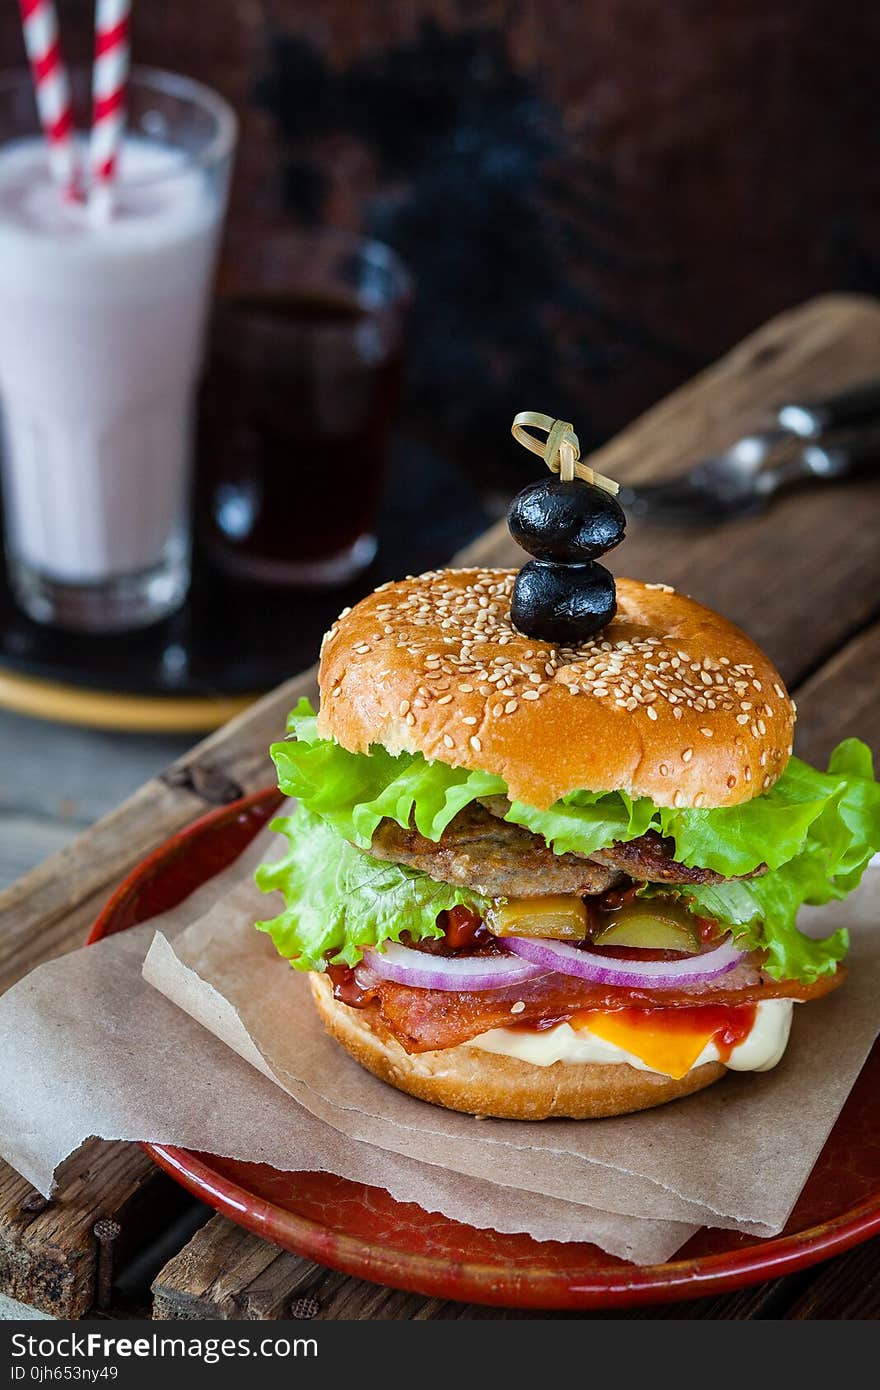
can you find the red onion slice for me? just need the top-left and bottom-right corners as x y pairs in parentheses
(503, 934), (744, 989)
(360, 942), (546, 992)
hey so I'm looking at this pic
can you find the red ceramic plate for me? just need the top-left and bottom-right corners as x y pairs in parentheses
(89, 790), (880, 1310)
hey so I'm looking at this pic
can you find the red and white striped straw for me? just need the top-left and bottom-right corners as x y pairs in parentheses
(89, 0), (130, 215)
(17, 0), (79, 197)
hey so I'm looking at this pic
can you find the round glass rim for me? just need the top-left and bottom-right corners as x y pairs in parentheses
(0, 64), (238, 185)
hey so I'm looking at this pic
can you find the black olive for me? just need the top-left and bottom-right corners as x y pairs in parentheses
(511, 559), (616, 644)
(508, 478), (626, 562)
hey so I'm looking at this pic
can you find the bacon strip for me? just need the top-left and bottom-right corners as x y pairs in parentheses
(341, 964), (845, 1054)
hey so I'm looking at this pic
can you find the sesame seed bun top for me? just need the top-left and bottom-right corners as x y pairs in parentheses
(317, 569), (796, 811)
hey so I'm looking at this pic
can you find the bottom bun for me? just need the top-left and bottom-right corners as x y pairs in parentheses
(309, 973), (727, 1120)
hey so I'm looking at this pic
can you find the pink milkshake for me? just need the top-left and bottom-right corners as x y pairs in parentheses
(0, 69), (236, 631)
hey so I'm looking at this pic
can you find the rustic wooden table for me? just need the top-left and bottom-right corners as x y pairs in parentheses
(1, 295), (879, 1321)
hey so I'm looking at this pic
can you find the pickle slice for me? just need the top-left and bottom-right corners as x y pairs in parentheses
(489, 895), (589, 940)
(592, 902), (701, 952)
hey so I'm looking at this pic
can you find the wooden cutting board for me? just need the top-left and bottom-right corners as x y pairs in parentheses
(2, 293), (880, 1318)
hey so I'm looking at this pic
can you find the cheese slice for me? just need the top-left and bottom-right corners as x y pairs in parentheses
(470, 1000), (793, 1075)
(571, 1012), (716, 1080)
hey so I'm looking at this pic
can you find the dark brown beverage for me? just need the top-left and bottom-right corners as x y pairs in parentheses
(197, 233), (410, 587)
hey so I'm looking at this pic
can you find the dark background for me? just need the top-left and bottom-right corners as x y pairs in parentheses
(3, 0), (877, 495)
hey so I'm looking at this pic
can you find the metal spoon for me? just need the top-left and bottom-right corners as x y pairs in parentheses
(618, 382), (880, 524)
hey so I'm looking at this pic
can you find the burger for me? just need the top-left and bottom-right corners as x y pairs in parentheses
(256, 568), (879, 1119)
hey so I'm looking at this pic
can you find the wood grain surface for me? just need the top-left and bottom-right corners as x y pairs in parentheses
(2, 294), (879, 1319)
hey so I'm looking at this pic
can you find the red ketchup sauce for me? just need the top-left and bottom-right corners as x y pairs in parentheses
(440, 905), (486, 949)
(326, 963), (373, 1008)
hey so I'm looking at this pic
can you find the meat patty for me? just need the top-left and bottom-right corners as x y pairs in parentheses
(588, 832), (766, 886)
(478, 797), (766, 887)
(368, 802), (623, 898)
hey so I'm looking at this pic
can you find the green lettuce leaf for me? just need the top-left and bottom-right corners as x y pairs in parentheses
(255, 807), (489, 971)
(270, 699), (506, 848)
(655, 738), (880, 982)
(658, 874), (850, 984)
(266, 703), (880, 979)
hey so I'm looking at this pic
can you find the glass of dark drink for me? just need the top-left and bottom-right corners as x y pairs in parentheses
(198, 231), (411, 586)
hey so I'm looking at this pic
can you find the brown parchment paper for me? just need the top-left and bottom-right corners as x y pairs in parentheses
(147, 816), (880, 1236)
(0, 832), (697, 1266)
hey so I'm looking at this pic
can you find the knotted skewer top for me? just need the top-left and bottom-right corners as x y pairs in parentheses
(511, 411), (620, 494)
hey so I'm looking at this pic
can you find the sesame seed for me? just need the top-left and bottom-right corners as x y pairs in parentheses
(646, 705), (658, 720)
(762, 773), (772, 789)
(510, 1001), (526, 1015)
(505, 699), (518, 714)
(727, 774), (737, 788)
(399, 700), (410, 715)
(744, 765), (752, 782)
(462, 715), (478, 726)
(523, 689), (540, 700)
(673, 790), (686, 807)
(470, 735), (482, 752)
(443, 734), (455, 749)
(736, 713), (750, 725)
(699, 726), (713, 738)
(437, 694), (453, 705)
(682, 747), (693, 762)
(773, 683), (786, 699)
(660, 763), (669, 776)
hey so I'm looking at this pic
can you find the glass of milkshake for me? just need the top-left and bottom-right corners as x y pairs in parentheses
(0, 68), (237, 632)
